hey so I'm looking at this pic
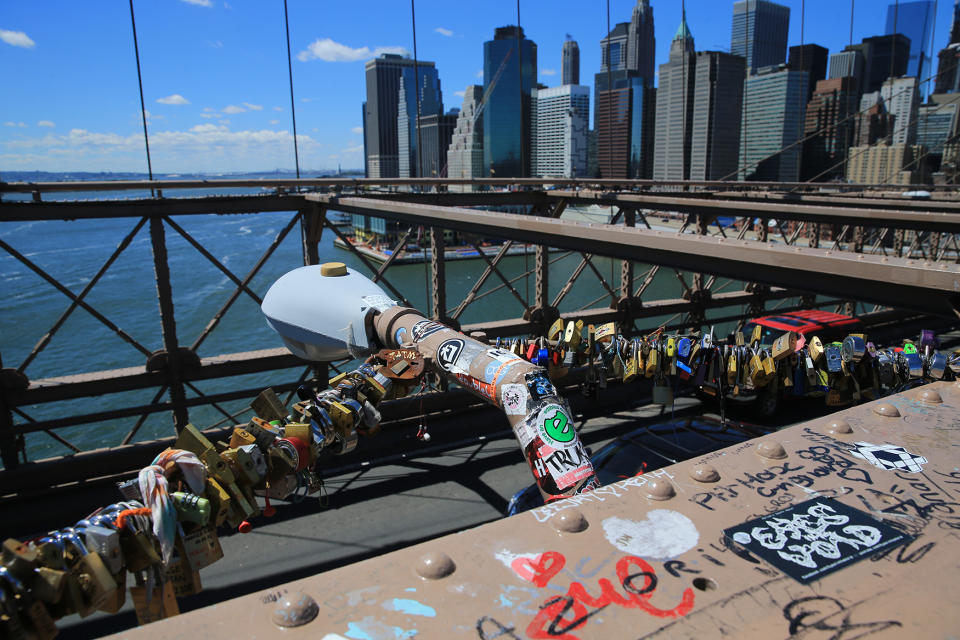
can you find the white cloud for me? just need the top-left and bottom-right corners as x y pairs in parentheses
(475, 69), (483, 79)
(1, 29), (35, 48)
(157, 94), (190, 105)
(203, 107), (215, 112)
(273, 106), (283, 112)
(435, 27), (453, 37)
(37, 120), (55, 127)
(351, 126), (363, 134)
(269, 119), (279, 125)
(301, 97), (312, 103)
(541, 68), (557, 76)
(5, 121), (28, 128)
(181, 0), (212, 6)
(200, 113), (215, 119)
(342, 144), (363, 154)
(222, 105), (246, 114)
(454, 90), (465, 98)
(296, 38), (408, 62)
(242, 102), (263, 111)
(209, 40), (223, 48)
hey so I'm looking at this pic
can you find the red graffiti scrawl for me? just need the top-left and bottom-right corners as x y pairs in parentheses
(522, 552), (695, 640)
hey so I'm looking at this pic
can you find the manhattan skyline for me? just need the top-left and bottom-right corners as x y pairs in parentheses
(2, 0), (957, 173)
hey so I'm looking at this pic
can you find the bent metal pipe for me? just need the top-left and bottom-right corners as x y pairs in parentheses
(374, 306), (598, 501)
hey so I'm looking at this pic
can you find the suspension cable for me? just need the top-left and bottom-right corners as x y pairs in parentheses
(283, 0), (302, 183)
(128, 0), (154, 198)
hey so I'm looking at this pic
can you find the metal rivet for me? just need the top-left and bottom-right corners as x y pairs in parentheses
(873, 403), (901, 417)
(916, 389), (943, 404)
(756, 441), (787, 460)
(552, 509), (588, 533)
(272, 591), (319, 628)
(645, 478), (676, 500)
(415, 552), (456, 580)
(823, 419), (853, 435)
(689, 464), (720, 483)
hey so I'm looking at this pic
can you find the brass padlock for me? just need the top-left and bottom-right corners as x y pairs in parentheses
(547, 318), (565, 342)
(165, 539), (202, 597)
(250, 388), (287, 422)
(62, 533), (118, 615)
(748, 353), (765, 386)
(130, 579), (179, 625)
(771, 331), (796, 361)
(0, 568), (58, 640)
(645, 348), (658, 378)
(564, 320), (584, 350)
(727, 353), (737, 385)
(594, 322), (616, 344)
(180, 527), (223, 571)
(750, 324), (763, 346)
(808, 336), (825, 362)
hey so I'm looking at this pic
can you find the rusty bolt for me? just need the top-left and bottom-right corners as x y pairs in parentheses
(271, 591), (319, 628)
(415, 552), (456, 580)
(756, 441), (787, 460)
(689, 464), (720, 483)
(552, 509), (589, 533)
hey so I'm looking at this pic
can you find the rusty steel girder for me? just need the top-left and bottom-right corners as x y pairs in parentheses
(308, 194), (960, 317)
(122, 381), (960, 638)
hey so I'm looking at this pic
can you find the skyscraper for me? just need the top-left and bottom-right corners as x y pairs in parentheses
(653, 13), (696, 180)
(418, 111), (458, 178)
(802, 77), (859, 181)
(739, 67), (808, 181)
(886, 1), (934, 83)
(533, 85), (589, 178)
(447, 86), (484, 189)
(627, 0), (656, 80)
(880, 76), (921, 145)
(562, 38), (580, 85)
(829, 48), (866, 85)
(789, 44), (829, 101)
(483, 26), (537, 177)
(731, 0), (790, 73)
(600, 22), (630, 72)
(934, 1), (960, 94)
(364, 54), (442, 178)
(690, 51), (745, 181)
(861, 34), (911, 94)
(595, 70), (655, 178)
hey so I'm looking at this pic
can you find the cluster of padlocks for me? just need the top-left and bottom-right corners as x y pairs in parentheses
(500, 319), (958, 407)
(0, 359), (406, 636)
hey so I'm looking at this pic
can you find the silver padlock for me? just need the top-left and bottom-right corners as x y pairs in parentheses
(904, 352), (924, 379)
(929, 352), (948, 379)
(81, 524), (123, 575)
(841, 335), (866, 363)
(238, 444), (267, 477)
(651, 381), (673, 405)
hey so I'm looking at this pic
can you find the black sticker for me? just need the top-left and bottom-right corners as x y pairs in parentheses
(525, 371), (557, 400)
(723, 497), (911, 584)
(437, 339), (465, 371)
(411, 320), (449, 343)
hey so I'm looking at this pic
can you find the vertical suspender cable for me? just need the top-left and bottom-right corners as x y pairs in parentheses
(516, 0), (525, 178)
(605, 0), (612, 180)
(128, 0), (154, 198)
(849, 0), (855, 47)
(411, 0), (424, 180)
(283, 0), (302, 184)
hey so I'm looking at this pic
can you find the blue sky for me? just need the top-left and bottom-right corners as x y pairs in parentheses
(1, 0), (956, 174)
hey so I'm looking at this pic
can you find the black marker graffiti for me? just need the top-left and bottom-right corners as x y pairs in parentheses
(783, 596), (901, 638)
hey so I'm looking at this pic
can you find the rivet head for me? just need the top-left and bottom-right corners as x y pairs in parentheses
(644, 478), (676, 500)
(873, 403), (901, 417)
(756, 441), (787, 460)
(552, 509), (588, 533)
(271, 591), (319, 628)
(415, 552), (456, 580)
(689, 464), (720, 483)
(916, 389), (943, 404)
(824, 419), (853, 435)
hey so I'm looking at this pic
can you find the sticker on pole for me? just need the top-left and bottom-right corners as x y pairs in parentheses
(848, 442), (928, 473)
(724, 497), (911, 584)
(501, 383), (528, 416)
(536, 403), (576, 449)
(437, 339), (465, 372)
(411, 320), (450, 343)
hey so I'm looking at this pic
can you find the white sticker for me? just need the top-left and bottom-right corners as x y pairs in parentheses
(514, 417), (537, 449)
(488, 348), (523, 364)
(849, 442), (928, 473)
(602, 511), (700, 561)
(360, 294), (396, 313)
(534, 403), (577, 450)
(501, 383), (528, 416)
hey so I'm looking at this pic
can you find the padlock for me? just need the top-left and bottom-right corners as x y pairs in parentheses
(170, 492), (211, 526)
(564, 320), (584, 350)
(904, 352), (924, 378)
(761, 352), (776, 380)
(0, 567), (58, 640)
(1, 540), (38, 581)
(547, 318), (565, 342)
(651, 379), (673, 405)
(81, 524), (124, 575)
(750, 324), (763, 346)
(221, 447), (262, 488)
(180, 527), (223, 571)
(677, 337), (691, 361)
(808, 336), (825, 362)
(645, 348), (658, 378)
(726, 352), (737, 385)
(0, 586), (30, 640)
(165, 538), (202, 597)
(609, 346), (624, 380)
(771, 331), (796, 361)
(876, 351), (896, 386)
(594, 322), (616, 343)
(825, 343), (843, 373)
(841, 335), (866, 363)
(130, 579), (179, 625)
(735, 331), (745, 347)
(60, 532), (118, 615)
(203, 478), (232, 528)
(748, 353), (765, 387)
(929, 352), (948, 379)
(117, 478), (143, 502)
(34, 538), (86, 618)
(902, 341), (918, 355)
(250, 388), (288, 422)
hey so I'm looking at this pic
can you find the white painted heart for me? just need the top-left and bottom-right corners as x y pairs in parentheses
(601, 510), (700, 561)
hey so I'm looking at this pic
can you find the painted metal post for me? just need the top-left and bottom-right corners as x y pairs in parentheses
(430, 227), (446, 321)
(149, 217), (189, 432)
(300, 204), (325, 266)
(620, 209), (635, 306)
(0, 353), (21, 469)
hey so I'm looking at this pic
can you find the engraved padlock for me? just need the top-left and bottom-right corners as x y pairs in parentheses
(825, 343), (843, 373)
(841, 335), (866, 363)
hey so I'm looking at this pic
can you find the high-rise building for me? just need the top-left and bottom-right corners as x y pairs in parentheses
(789, 44), (829, 101)
(562, 38), (580, 85)
(934, 1), (960, 94)
(855, 91), (892, 146)
(886, 1), (934, 83)
(419, 111), (458, 178)
(595, 70), (656, 178)
(880, 76), (921, 145)
(653, 13), (696, 180)
(447, 86), (484, 189)
(739, 66), (808, 181)
(801, 77), (859, 181)
(731, 0), (790, 73)
(627, 0), (656, 80)
(690, 51), (745, 181)
(533, 85), (590, 178)
(846, 143), (922, 184)
(861, 34), (911, 94)
(918, 97), (960, 155)
(483, 26), (537, 177)
(600, 22), (630, 72)
(364, 54), (442, 178)
(829, 48), (866, 86)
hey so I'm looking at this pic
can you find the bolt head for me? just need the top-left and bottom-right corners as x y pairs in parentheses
(689, 464), (720, 483)
(272, 591), (319, 628)
(756, 441), (787, 460)
(416, 552), (456, 580)
(552, 509), (588, 533)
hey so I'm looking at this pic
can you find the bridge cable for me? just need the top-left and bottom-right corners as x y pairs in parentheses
(127, 0), (154, 198)
(282, 0), (302, 184)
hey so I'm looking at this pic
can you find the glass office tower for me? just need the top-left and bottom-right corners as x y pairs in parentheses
(483, 26), (537, 177)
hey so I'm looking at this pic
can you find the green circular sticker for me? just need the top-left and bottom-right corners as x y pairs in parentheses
(537, 403), (575, 448)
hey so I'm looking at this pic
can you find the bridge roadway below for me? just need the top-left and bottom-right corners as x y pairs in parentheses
(32, 384), (842, 639)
